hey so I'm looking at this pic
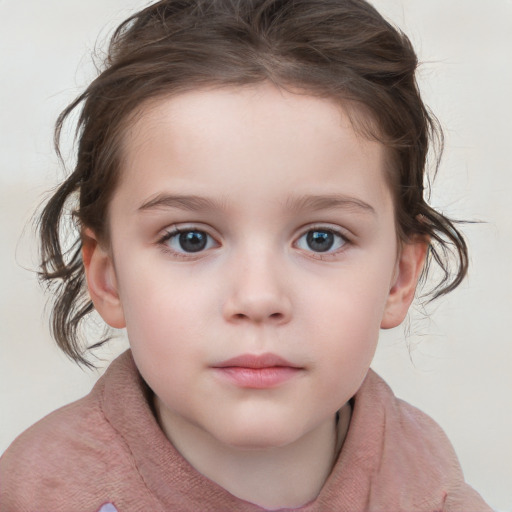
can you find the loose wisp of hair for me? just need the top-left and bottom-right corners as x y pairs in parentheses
(37, 0), (468, 366)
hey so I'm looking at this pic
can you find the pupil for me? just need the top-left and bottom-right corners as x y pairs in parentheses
(179, 231), (207, 252)
(307, 230), (334, 252)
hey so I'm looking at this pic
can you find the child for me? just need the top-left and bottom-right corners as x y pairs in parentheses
(0, 0), (493, 510)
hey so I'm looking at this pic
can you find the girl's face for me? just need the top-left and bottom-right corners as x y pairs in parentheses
(87, 84), (424, 451)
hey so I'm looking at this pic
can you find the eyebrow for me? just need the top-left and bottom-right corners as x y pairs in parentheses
(138, 192), (376, 215)
(138, 194), (226, 212)
(284, 194), (376, 215)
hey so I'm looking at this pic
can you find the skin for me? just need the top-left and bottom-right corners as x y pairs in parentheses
(83, 84), (427, 509)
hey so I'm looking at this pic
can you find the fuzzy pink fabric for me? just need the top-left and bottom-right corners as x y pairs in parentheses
(0, 350), (491, 511)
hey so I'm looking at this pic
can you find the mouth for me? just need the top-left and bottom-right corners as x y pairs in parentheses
(212, 353), (303, 389)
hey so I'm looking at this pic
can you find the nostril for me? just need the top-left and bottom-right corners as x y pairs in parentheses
(231, 312), (284, 322)
(223, 293), (292, 324)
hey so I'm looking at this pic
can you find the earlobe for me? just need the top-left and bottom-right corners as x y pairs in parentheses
(82, 228), (126, 329)
(380, 237), (428, 329)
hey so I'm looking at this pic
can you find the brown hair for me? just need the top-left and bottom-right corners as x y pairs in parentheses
(39, 0), (468, 366)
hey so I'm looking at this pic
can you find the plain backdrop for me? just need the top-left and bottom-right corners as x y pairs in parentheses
(1, 0), (511, 509)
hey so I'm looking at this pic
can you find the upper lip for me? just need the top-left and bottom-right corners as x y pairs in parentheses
(213, 353), (300, 369)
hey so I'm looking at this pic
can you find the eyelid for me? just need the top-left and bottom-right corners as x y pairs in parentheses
(157, 222), (219, 241)
(294, 223), (352, 241)
(155, 222), (352, 260)
(157, 223), (221, 258)
(293, 224), (352, 257)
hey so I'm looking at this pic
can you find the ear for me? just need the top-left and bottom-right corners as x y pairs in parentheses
(380, 237), (428, 329)
(82, 228), (126, 329)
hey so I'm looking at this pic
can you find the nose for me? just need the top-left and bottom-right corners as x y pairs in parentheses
(222, 250), (292, 325)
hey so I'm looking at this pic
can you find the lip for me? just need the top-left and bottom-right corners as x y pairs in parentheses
(212, 353), (303, 389)
(214, 353), (299, 369)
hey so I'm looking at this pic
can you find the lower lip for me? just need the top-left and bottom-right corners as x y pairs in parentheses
(213, 366), (301, 389)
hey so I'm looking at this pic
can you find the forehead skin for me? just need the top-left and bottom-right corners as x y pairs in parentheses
(113, 84), (393, 226)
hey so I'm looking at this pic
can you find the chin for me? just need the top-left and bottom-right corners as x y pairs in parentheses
(214, 421), (304, 451)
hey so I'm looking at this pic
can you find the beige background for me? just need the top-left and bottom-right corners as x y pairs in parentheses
(1, 0), (511, 509)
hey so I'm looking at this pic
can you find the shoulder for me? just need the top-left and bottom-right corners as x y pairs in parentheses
(353, 370), (492, 510)
(2, 378), (111, 463)
(0, 378), (111, 509)
(0, 353), (155, 512)
(361, 370), (462, 463)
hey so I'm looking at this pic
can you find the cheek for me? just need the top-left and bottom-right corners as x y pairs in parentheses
(117, 266), (205, 354)
(301, 261), (394, 386)
(121, 279), (208, 406)
(304, 260), (393, 334)
(313, 298), (380, 372)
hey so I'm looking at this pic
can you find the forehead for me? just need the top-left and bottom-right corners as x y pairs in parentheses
(114, 84), (392, 216)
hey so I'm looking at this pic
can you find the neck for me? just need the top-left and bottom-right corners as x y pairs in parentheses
(154, 400), (351, 510)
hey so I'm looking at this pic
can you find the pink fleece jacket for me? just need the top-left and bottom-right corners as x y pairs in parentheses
(0, 350), (491, 511)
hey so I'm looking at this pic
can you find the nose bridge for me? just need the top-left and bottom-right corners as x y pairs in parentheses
(223, 238), (292, 324)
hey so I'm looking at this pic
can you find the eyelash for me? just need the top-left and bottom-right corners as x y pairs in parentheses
(156, 225), (351, 260)
(294, 226), (350, 260)
(157, 226), (219, 259)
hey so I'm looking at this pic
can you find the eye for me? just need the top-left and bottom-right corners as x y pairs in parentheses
(160, 228), (217, 254)
(295, 228), (347, 253)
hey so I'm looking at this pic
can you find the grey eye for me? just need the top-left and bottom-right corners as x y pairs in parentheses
(178, 231), (208, 252)
(296, 229), (346, 253)
(166, 230), (215, 253)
